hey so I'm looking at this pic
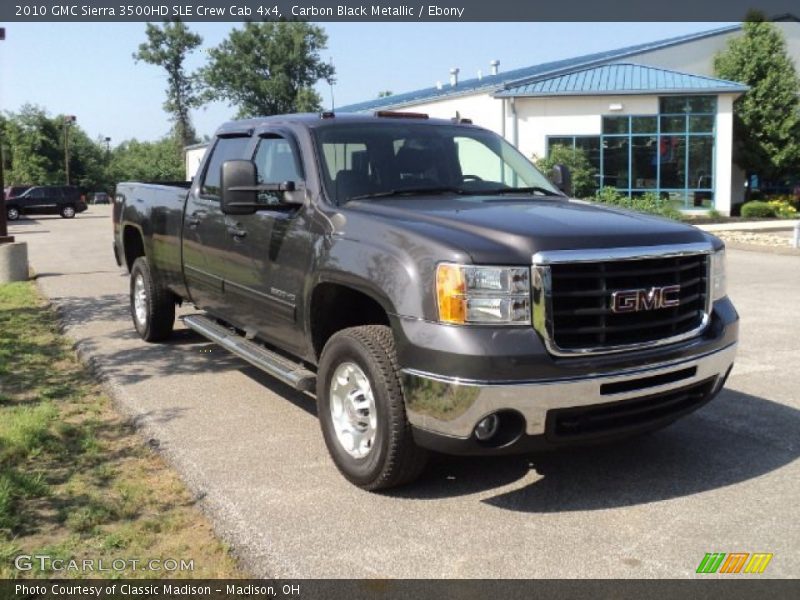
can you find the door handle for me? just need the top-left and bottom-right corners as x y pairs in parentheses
(187, 214), (203, 228)
(227, 225), (247, 239)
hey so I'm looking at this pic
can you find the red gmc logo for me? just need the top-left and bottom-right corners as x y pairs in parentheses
(611, 285), (681, 313)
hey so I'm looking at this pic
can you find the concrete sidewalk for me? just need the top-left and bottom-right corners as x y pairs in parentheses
(698, 219), (799, 232)
(8, 206), (800, 578)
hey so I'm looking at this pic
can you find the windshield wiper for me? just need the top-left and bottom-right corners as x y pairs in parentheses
(349, 186), (466, 201)
(476, 186), (563, 197)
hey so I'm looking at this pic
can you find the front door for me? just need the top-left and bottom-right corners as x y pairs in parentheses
(222, 132), (313, 354)
(182, 134), (253, 316)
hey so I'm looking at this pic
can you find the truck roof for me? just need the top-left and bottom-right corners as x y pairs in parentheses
(215, 112), (476, 136)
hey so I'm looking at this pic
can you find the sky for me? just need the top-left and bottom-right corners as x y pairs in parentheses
(0, 22), (734, 145)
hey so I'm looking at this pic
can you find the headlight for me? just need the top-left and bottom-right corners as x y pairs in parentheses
(436, 263), (530, 325)
(710, 248), (726, 301)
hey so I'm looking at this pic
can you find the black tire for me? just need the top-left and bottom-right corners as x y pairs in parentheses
(317, 325), (428, 491)
(60, 204), (76, 219)
(7, 207), (20, 221)
(130, 256), (175, 342)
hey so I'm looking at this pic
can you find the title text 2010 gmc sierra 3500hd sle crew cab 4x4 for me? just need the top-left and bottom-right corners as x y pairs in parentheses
(113, 112), (738, 490)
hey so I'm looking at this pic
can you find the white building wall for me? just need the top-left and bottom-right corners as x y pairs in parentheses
(389, 91), (504, 135)
(185, 145), (208, 181)
(513, 95), (659, 160)
(714, 95), (735, 215)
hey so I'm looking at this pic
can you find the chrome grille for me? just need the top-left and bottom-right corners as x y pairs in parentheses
(532, 244), (712, 356)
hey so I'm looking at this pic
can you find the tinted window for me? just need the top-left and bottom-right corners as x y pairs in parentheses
(27, 188), (47, 199)
(200, 136), (252, 198)
(254, 136), (302, 184)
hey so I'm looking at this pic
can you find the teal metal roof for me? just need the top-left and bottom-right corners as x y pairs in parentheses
(495, 63), (748, 97)
(337, 24), (741, 112)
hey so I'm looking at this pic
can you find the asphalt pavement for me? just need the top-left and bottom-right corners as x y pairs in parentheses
(9, 206), (799, 578)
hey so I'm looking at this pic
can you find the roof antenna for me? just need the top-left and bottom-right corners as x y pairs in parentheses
(328, 56), (336, 112)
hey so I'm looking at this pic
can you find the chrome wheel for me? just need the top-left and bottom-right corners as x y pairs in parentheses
(62, 206), (75, 218)
(7, 207), (19, 221)
(133, 273), (148, 328)
(329, 362), (377, 459)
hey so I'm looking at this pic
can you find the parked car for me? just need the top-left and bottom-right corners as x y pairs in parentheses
(92, 192), (111, 205)
(113, 113), (738, 490)
(3, 185), (32, 200)
(6, 185), (87, 220)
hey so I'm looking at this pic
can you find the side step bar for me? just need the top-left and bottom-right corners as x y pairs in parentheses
(182, 314), (316, 392)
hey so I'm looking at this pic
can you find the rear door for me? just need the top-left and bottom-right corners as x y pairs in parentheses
(222, 131), (312, 352)
(19, 187), (52, 214)
(182, 134), (254, 315)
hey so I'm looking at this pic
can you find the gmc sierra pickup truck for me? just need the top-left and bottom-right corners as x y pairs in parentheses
(113, 112), (738, 490)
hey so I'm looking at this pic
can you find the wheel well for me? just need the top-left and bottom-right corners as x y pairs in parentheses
(311, 283), (391, 359)
(123, 226), (145, 271)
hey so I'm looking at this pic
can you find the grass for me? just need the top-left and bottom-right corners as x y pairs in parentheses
(0, 281), (244, 579)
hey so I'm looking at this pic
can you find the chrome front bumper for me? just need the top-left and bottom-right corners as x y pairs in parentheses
(402, 342), (737, 439)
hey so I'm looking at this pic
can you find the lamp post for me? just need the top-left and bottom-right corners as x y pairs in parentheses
(104, 136), (111, 162)
(0, 25), (28, 284)
(0, 27), (11, 244)
(64, 115), (76, 185)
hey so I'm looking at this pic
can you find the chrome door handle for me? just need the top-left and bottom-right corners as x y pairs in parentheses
(227, 226), (247, 238)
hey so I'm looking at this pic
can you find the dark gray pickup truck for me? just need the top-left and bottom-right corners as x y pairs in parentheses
(113, 112), (738, 490)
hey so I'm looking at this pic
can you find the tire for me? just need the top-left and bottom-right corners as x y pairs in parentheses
(60, 205), (76, 219)
(7, 207), (19, 221)
(317, 325), (428, 491)
(130, 256), (175, 342)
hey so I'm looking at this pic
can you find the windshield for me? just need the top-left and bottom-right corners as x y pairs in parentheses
(313, 122), (561, 204)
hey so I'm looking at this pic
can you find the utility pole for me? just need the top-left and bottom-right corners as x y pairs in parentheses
(64, 115), (76, 185)
(0, 27), (11, 244)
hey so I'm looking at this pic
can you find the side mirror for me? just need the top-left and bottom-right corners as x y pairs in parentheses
(550, 164), (573, 197)
(221, 160), (258, 215)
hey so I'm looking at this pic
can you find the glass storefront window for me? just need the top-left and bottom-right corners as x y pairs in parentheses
(631, 136), (657, 189)
(659, 95), (717, 114)
(546, 94), (717, 209)
(602, 116), (629, 134)
(602, 137), (629, 189)
(631, 116), (657, 133)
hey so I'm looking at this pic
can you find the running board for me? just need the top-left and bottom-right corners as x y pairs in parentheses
(182, 314), (316, 392)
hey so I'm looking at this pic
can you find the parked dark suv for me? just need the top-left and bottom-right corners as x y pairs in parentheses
(6, 185), (87, 220)
(3, 185), (32, 201)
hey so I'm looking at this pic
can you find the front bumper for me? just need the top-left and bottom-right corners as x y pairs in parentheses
(404, 341), (735, 447)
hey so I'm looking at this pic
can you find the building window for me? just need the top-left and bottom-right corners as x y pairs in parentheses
(545, 95), (717, 209)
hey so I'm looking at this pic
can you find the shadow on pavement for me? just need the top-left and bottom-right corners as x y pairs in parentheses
(393, 389), (799, 509)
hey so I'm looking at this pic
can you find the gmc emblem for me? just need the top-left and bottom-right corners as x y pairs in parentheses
(611, 285), (681, 313)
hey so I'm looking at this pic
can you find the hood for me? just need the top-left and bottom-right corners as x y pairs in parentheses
(344, 195), (709, 264)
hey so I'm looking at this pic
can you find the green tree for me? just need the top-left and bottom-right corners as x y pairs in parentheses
(200, 22), (335, 118)
(714, 17), (800, 178)
(377, 90), (393, 98)
(535, 144), (597, 198)
(134, 20), (203, 147)
(108, 137), (184, 183)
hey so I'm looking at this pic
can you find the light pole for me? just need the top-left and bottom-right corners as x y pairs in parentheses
(0, 27), (11, 244)
(104, 136), (111, 163)
(64, 115), (76, 185)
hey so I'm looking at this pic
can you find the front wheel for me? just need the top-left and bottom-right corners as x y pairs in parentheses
(317, 325), (428, 491)
(60, 205), (76, 218)
(7, 207), (20, 221)
(130, 257), (175, 342)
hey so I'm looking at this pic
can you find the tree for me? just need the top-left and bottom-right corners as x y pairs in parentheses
(200, 22), (335, 118)
(108, 137), (184, 183)
(134, 20), (202, 147)
(714, 16), (800, 179)
(535, 144), (597, 198)
(377, 90), (393, 98)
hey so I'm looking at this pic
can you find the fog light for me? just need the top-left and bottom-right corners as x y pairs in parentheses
(474, 414), (500, 441)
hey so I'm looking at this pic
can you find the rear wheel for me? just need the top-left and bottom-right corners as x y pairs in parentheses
(60, 205), (76, 219)
(317, 325), (428, 491)
(7, 207), (19, 221)
(130, 257), (175, 342)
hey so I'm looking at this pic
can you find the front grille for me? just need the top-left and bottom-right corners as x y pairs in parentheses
(547, 378), (716, 441)
(548, 253), (709, 351)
